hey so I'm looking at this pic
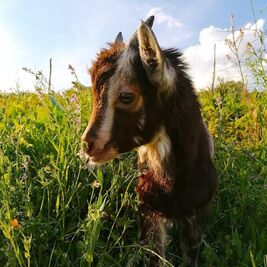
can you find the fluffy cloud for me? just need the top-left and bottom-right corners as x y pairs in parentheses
(1, 7), (266, 93)
(145, 7), (192, 48)
(184, 19), (266, 89)
(147, 7), (182, 29)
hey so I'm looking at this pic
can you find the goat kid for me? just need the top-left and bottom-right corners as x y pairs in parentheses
(81, 16), (217, 267)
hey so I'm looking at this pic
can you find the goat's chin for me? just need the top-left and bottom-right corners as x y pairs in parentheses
(87, 147), (119, 165)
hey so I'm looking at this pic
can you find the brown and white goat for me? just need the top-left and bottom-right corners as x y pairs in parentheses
(81, 16), (217, 267)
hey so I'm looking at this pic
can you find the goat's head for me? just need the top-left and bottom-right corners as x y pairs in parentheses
(81, 16), (176, 163)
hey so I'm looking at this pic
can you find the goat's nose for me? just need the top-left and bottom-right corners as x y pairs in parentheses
(81, 131), (96, 154)
(86, 140), (95, 154)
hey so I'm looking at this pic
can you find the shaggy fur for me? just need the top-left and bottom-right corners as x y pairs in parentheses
(81, 17), (217, 267)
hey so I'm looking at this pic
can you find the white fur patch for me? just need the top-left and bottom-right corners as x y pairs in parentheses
(133, 136), (144, 146)
(156, 129), (171, 161)
(95, 72), (122, 148)
(138, 127), (171, 172)
(96, 98), (114, 149)
(162, 60), (176, 91)
(137, 113), (146, 130)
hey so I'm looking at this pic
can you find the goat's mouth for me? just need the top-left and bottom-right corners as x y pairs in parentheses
(81, 145), (119, 164)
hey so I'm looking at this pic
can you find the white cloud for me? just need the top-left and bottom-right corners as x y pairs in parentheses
(147, 7), (182, 29)
(1, 1), (266, 94)
(183, 19), (266, 89)
(145, 7), (191, 48)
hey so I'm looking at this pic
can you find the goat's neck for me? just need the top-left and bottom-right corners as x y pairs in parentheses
(137, 126), (171, 179)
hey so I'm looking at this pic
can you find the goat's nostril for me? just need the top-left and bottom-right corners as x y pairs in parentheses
(82, 139), (95, 155)
(87, 141), (94, 153)
(81, 141), (88, 151)
(81, 128), (97, 155)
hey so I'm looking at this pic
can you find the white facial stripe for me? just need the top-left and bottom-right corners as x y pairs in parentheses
(96, 84), (115, 149)
(96, 48), (135, 147)
(95, 69), (124, 148)
(97, 108), (113, 150)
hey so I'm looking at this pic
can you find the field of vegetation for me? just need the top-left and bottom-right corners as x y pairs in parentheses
(0, 78), (266, 266)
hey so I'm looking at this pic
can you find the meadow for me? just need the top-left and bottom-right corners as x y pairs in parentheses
(0, 79), (266, 267)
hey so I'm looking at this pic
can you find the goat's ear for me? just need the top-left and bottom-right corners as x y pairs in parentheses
(145, 15), (154, 28)
(138, 20), (162, 69)
(125, 16), (154, 48)
(120, 17), (164, 79)
(137, 21), (175, 91)
(138, 21), (174, 90)
(114, 32), (123, 43)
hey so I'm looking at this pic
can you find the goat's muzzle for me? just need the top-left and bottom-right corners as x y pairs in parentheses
(81, 127), (118, 164)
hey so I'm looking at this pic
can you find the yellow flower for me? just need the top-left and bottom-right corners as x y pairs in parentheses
(10, 219), (20, 229)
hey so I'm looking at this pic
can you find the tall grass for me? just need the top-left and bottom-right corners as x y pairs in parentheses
(0, 81), (266, 266)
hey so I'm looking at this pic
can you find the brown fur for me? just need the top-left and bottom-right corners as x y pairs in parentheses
(81, 18), (217, 267)
(89, 43), (125, 87)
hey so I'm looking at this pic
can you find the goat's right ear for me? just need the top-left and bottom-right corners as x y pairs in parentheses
(119, 16), (156, 75)
(145, 15), (154, 28)
(138, 21), (162, 73)
(126, 16), (154, 48)
(137, 21), (175, 91)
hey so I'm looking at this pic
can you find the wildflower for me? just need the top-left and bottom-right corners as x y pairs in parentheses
(11, 219), (20, 229)
(21, 172), (28, 180)
(71, 94), (78, 103)
(216, 96), (223, 108)
(91, 180), (101, 188)
(74, 117), (81, 127)
(21, 156), (32, 169)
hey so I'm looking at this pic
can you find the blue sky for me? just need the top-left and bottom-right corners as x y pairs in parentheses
(0, 0), (266, 91)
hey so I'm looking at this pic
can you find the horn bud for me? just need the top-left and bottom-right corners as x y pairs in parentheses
(114, 32), (123, 43)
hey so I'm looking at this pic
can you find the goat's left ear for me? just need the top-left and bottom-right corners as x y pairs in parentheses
(138, 21), (175, 91)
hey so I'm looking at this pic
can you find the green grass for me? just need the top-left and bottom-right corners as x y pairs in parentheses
(0, 82), (267, 266)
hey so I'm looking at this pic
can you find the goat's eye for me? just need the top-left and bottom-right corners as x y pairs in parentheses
(119, 92), (135, 104)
